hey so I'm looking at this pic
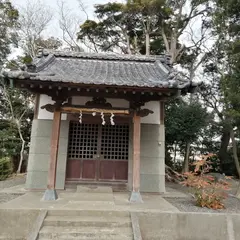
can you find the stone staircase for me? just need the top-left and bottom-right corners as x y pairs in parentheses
(37, 210), (134, 240)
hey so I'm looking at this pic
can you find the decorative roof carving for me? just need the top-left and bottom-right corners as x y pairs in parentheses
(85, 97), (112, 108)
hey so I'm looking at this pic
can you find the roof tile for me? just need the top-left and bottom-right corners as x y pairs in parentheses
(2, 50), (197, 90)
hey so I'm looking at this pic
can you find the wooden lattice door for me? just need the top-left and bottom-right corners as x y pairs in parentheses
(66, 122), (129, 182)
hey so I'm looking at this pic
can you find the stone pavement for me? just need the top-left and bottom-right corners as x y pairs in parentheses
(2, 185), (240, 240)
(0, 185), (179, 213)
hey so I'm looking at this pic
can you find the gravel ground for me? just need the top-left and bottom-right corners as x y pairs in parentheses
(0, 174), (26, 203)
(0, 174), (26, 190)
(165, 196), (240, 213)
(165, 180), (240, 213)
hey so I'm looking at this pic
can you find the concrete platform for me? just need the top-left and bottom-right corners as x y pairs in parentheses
(0, 190), (179, 213)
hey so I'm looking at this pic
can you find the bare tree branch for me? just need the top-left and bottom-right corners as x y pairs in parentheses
(18, 0), (53, 58)
(57, 0), (83, 52)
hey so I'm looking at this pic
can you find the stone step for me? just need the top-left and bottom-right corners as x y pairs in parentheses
(44, 215), (131, 227)
(0, 238), (25, 240)
(47, 209), (130, 218)
(38, 236), (133, 240)
(39, 226), (133, 239)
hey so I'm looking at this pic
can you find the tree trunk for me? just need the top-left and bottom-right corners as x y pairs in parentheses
(16, 123), (25, 174)
(182, 142), (191, 173)
(218, 129), (230, 171)
(173, 143), (177, 163)
(125, 34), (132, 55)
(145, 32), (150, 56)
(230, 128), (240, 178)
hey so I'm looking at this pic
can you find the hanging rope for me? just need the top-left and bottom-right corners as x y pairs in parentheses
(110, 113), (115, 125)
(101, 112), (106, 125)
(79, 110), (82, 124)
(61, 107), (129, 115)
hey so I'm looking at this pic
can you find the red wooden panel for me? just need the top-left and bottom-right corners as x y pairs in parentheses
(99, 161), (114, 180)
(66, 159), (81, 179)
(115, 161), (128, 180)
(82, 160), (96, 179)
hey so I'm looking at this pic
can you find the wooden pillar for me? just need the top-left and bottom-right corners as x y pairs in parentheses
(130, 112), (143, 203)
(43, 110), (61, 201)
(33, 94), (40, 119)
(160, 101), (165, 125)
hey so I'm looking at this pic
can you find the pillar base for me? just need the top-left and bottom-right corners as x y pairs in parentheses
(42, 189), (58, 201)
(129, 191), (143, 203)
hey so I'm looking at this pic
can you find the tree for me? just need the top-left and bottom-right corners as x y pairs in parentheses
(35, 37), (63, 51)
(195, 0), (240, 182)
(0, 84), (33, 173)
(78, 1), (168, 54)
(58, 0), (83, 52)
(0, 1), (33, 174)
(126, 0), (169, 55)
(18, 0), (53, 58)
(161, 0), (212, 171)
(165, 99), (209, 172)
(0, 0), (19, 65)
(161, 0), (211, 64)
(78, 2), (136, 53)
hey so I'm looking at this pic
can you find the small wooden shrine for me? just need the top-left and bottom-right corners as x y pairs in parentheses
(2, 50), (197, 202)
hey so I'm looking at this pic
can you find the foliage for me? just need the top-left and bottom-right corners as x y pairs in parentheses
(166, 98), (209, 145)
(35, 37), (62, 51)
(182, 154), (230, 209)
(78, 1), (169, 54)
(165, 98), (209, 166)
(208, 155), (221, 173)
(0, 157), (12, 181)
(0, 0), (19, 66)
(0, 84), (34, 172)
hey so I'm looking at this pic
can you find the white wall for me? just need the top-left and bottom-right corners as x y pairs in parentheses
(141, 101), (160, 124)
(38, 95), (67, 120)
(38, 95), (161, 124)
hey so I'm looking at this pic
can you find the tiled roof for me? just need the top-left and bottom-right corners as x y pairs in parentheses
(2, 50), (197, 90)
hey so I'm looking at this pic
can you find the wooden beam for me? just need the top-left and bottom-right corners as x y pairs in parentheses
(43, 110), (61, 200)
(130, 112), (143, 203)
(61, 106), (130, 115)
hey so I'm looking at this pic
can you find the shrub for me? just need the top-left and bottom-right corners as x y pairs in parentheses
(182, 154), (230, 209)
(0, 157), (12, 181)
(208, 155), (221, 173)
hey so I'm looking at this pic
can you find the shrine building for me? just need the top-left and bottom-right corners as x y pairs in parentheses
(3, 50), (197, 202)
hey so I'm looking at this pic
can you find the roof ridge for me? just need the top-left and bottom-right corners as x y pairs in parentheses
(37, 49), (170, 63)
